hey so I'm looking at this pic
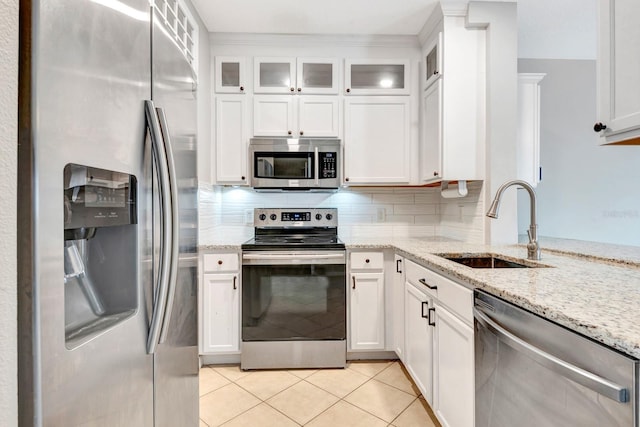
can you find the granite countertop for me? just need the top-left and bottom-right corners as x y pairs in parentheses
(346, 237), (640, 359)
(199, 237), (640, 359)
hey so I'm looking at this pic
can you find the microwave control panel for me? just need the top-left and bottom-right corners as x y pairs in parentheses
(320, 152), (337, 179)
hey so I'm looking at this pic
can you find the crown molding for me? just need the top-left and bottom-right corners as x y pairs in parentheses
(209, 32), (421, 49)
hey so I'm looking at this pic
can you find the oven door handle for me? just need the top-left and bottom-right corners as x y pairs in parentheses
(243, 252), (345, 265)
(473, 307), (629, 403)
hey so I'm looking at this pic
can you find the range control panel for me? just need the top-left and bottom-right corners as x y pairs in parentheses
(254, 208), (338, 228)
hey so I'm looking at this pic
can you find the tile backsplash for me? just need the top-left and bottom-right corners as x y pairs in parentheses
(198, 182), (485, 245)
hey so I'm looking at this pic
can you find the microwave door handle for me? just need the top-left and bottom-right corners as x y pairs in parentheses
(314, 147), (319, 186)
(145, 100), (172, 355)
(155, 106), (180, 345)
(473, 307), (629, 403)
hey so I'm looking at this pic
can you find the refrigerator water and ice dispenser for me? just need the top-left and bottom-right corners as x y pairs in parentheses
(63, 164), (138, 348)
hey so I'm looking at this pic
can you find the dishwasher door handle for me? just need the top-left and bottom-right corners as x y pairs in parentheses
(473, 307), (629, 403)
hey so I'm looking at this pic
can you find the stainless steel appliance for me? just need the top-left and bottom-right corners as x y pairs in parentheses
(474, 290), (639, 427)
(249, 138), (342, 190)
(241, 208), (346, 369)
(18, 0), (199, 425)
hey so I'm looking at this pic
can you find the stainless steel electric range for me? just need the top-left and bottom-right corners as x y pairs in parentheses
(241, 208), (346, 370)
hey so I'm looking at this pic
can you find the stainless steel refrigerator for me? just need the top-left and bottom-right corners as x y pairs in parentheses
(17, 0), (199, 425)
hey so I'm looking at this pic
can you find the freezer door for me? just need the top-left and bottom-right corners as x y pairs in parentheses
(19, 0), (154, 425)
(151, 6), (199, 426)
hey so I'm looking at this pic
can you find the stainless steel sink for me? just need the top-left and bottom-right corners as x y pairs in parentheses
(438, 254), (549, 269)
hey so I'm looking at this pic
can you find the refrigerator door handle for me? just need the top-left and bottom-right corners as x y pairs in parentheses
(145, 100), (173, 354)
(155, 106), (180, 344)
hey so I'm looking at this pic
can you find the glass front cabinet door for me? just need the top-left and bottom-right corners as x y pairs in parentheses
(215, 57), (247, 94)
(254, 57), (339, 94)
(345, 59), (411, 95)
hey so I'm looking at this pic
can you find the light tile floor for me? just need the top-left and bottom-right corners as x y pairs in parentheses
(199, 360), (441, 427)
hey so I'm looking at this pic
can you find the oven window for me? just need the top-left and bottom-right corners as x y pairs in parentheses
(242, 264), (346, 341)
(254, 152), (314, 179)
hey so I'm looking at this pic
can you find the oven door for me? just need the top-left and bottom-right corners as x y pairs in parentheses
(241, 251), (346, 341)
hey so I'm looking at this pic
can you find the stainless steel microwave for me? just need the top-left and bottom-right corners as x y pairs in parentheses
(249, 138), (342, 190)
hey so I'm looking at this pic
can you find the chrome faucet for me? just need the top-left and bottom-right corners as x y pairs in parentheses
(486, 180), (541, 260)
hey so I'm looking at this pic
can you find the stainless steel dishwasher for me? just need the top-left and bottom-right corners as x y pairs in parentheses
(474, 290), (638, 427)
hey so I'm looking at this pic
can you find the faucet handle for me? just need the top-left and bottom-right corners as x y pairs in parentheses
(526, 229), (533, 242)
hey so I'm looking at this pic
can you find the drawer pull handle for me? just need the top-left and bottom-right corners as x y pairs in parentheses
(396, 259), (402, 273)
(428, 307), (436, 326)
(233, 276), (237, 290)
(419, 278), (437, 290)
(421, 301), (429, 318)
(352, 276), (356, 289)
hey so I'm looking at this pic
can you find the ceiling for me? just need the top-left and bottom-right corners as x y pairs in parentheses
(190, 0), (440, 35)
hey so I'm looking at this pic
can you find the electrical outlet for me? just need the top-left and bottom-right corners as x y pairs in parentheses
(376, 207), (386, 222)
(244, 209), (253, 225)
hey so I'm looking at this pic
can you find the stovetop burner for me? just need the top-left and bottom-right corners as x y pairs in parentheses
(242, 208), (344, 251)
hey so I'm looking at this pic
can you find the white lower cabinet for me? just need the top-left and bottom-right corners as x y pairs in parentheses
(404, 280), (434, 404)
(349, 272), (385, 350)
(200, 253), (240, 354)
(433, 302), (474, 427)
(398, 256), (474, 427)
(349, 251), (385, 351)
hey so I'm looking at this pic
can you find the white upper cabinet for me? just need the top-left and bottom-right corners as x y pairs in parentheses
(253, 95), (339, 138)
(345, 59), (411, 95)
(344, 97), (411, 185)
(421, 79), (442, 181)
(254, 57), (340, 94)
(596, 0), (640, 144)
(424, 32), (443, 89)
(214, 57), (247, 94)
(419, 16), (485, 184)
(215, 96), (248, 184)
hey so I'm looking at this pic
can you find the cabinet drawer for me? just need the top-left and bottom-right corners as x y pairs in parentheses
(405, 259), (438, 298)
(203, 253), (239, 272)
(437, 276), (473, 325)
(350, 252), (384, 270)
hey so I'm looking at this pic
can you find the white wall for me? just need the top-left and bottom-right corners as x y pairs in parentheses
(0, 0), (19, 424)
(518, 59), (640, 246)
(517, 0), (640, 246)
(518, 0), (597, 60)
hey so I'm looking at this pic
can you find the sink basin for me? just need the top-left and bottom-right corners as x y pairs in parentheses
(438, 254), (548, 269)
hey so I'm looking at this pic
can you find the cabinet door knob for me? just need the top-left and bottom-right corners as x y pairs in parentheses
(217, 260), (223, 265)
(346, 88), (351, 93)
(433, 70), (439, 75)
(288, 130), (292, 135)
(297, 87), (302, 92)
(433, 171), (438, 177)
(345, 177), (349, 182)
(594, 122), (607, 132)
(241, 176), (245, 180)
(290, 87), (295, 92)
(240, 86), (244, 92)
(365, 259), (370, 263)
(299, 131), (304, 136)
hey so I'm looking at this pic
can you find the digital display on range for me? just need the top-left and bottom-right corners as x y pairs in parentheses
(281, 212), (311, 221)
